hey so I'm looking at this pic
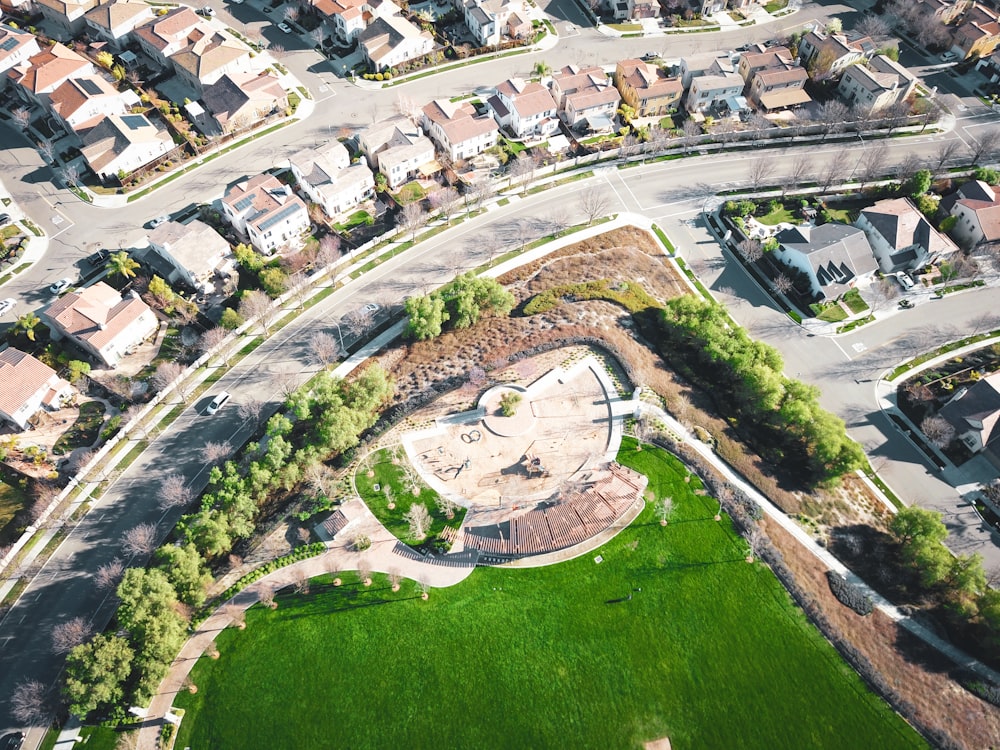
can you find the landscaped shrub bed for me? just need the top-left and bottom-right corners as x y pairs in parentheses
(826, 570), (874, 616)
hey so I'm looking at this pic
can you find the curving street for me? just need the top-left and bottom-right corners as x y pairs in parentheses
(1, 0), (1000, 742)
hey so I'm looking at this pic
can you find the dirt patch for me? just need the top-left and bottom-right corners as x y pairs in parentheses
(768, 520), (1000, 750)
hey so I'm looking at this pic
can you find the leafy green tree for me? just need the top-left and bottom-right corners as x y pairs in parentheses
(147, 275), (176, 307)
(973, 167), (999, 184)
(106, 251), (139, 280)
(939, 215), (957, 232)
(13, 311), (43, 342)
(154, 543), (211, 607)
(233, 243), (264, 272)
(67, 360), (91, 384)
(890, 506), (947, 548)
(63, 634), (133, 718)
(259, 266), (289, 297)
(405, 294), (449, 340)
(219, 308), (243, 329)
(914, 192), (940, 219)
(905, 169), (932, 198)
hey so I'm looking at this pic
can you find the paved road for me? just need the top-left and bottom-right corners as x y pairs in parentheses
(2, 0), (1000, 740)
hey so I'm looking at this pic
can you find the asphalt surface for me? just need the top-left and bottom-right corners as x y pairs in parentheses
(2, 0), (1000, 742)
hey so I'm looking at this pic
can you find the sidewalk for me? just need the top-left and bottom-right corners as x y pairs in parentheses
(0, 178), (50, 292)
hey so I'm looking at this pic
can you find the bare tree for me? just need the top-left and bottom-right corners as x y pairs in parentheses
(199, 327), (230, 363)
(61, 164), (80, 187)
(259, 583), (278, 609)
(275, 367), (300, 399)
(122, 523), (158, 557)
(404, 502), (431, 540)
(309, 330), (341, 368)
(934, 139), (962, 172)
(201, 440), (232, 465)
(316, 233), (342, 268)
(12, 108), (31, 130)
(431, 187), (460, 221)
(737, 238), (763, 263)
(398, 201), (427, 242)
(94, 557), (124, 590)
(579, 186), (610, 225)
(785, 153), (811, 195)
(11, 680), (48, 724)
(237, 397), (266, 427)
(772, 273), (793, 295)
(152, 361), (186, 398)
(309, 27), (324, 48)
(469, 178), (495, 211)
(859, 140), (890, 188)
(654, 496), (674, 525)
(37, 140), (54, 163)
(239, 289), (277, 336)
(855, 13), (891, 41)
(816, 100), (849, 141)
(438, 495), (459, 519)
(293, 568), (310, 594)
(921, 415), (955, 449)
(388, 568), (402, 591)
(224, 604), (247, 629)
(159, 473), (193, 511)
(508, 154), (536, 194)
(820, 159), (847, 191)
(51, 616), (92, 654)
(681, 118), (701, 151)
(342, 306), (375, 339)
(747, 158), (774, 191)
(306, 462), (334, 497)
(966, 128), (998, 165)
(866, 277), (900, 312)
(895, 152), (924, 184)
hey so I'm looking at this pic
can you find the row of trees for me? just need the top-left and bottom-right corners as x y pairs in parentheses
(404, 272), (514, 340)
(651, 295), (866, 486)
(179, 365), (393, 560)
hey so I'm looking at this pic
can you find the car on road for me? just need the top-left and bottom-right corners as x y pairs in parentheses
(278, 21), (292, 32)
(0, 731), (25, 750)
(898, 299), (914, 309)
(230, 0), (244, 4)
(0, 213), (10, 226)
(363, 302), (380, 314)
(148, 215), (170, 228)
(196, 5), (215, 15)
(49, 277), (73, 295)
(894, 271), (915, 290)
(0, 298), (15, 316)
(642, 51), (658, 61)
(940, 51), (956, 62)
(87, 248), (110, 266)
(206, 390), (231, 415)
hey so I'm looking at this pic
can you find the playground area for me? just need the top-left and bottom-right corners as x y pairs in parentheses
(402, 355), (626, 514)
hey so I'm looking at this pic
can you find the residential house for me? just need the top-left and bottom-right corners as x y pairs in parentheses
(837, 54), (917, 113)
(919, 0), (970, 24)
(170, 28), (253, 91)
(358, 12), (434, 72)
(772, 223), (877, 301)
(358, 115), (436, 189)
(627, 0), (660, 19)
(975, 47), (1000, 82)
(42, 282), (159, 368)
(950, 2), (1000, 59)
(48, 75), (139, 136)
(487, 77), (559, 138)
(0, 24), (41, 77)
(550, 65), (621, 131)
(313, 0), (401, 43)
(684, 71), (744, 114)
(697, 0), (755, 14)
(8, 43), (95, 107)
(943, 180), (1000, 249)
(797, 29), (875, 78)
(738, 46), (810, 111)
(462, 0), (529, 47)
(614, 59), (683, 117)
(84, 0), (155, 48)
(221, 174), (310, 254)
(289, 142), (375, 219)
(81, 113), (173, 179)
(938, 373), (1000, 460)
(201, 71), (287, 135)
(133, 7), (204, 67)
(146, 219), (233, 291)
(421, 98), (499, 161)
(0, 348), (73, 430)
(35, 0), (98, 36)
(855, 197), (958, 273)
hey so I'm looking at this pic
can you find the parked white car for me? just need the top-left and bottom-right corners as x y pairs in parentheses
(0, 298), (15, 316)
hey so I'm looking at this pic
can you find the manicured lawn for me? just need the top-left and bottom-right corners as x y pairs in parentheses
(824, 207), (854, 223)
(52, 400), (106, 455)
(764, 0), (788, 11)
(811, 302), (848, 323)
(0, 472), (28, 537)
(757, 204), (797, 226)
(658, 116), (674, 130)
(355, 447), (465, 549)
(392, 181), (427, 205)
(841, 289), (870, 315)
(174, 439), (924, 750)
(333, 210), (374, 232)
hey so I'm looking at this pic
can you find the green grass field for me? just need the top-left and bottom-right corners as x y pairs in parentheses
(174, 440), (925, 750)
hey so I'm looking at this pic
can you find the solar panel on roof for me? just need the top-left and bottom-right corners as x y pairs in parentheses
(232, 195), (254, 212)
(120, 114), (148, 130)
(256, 203), (302, 232)
(77, 78), (102, 95)
(0, 37), (19, 52)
